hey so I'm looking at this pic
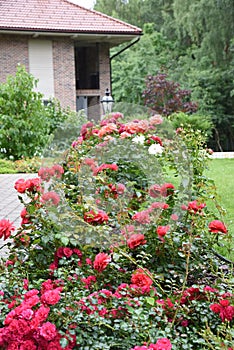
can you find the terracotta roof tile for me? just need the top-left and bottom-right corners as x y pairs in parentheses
(0, 0), (142, 35)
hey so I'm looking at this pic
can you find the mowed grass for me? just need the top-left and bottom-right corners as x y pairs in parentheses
(205, 158), (234, 260)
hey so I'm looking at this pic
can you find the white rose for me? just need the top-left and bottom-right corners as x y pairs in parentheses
(132, 135), (145, 144)
(148, 143), (163, 155)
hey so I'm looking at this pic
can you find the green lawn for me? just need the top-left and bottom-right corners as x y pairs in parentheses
(205, 158), (234, 260)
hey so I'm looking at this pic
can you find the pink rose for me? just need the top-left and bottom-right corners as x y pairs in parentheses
(93, 252), (111, 272)
(41, 289), (61, 305)
(149, 184), (162, 198)
(41, 191), (60, 206)
(132, 210), (151, 224)
(127, 234), (147, 249)
(0, 219), (15, 240)
(39, 322), (57, 341)
(38, 167), (55, 181)
(151, 338), (172, 350)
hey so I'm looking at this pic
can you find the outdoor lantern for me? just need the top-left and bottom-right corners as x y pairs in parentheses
(101, 88), (114, 115)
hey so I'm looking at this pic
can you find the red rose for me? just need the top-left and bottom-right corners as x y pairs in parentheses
(18, 340), (37, 350)
(219, 299), (230, 307)
(208, 220), (227, 233)
(127, 234), (147, 249)
(84, 209), (109, 224)
(14, 178), (27, 193)
(16, 178), (41, 193)
(93, 252), (111, 272)
(149, 135), (163, 146)
(20, 207), (30, 225)
(156, 225), (170, 238)
(160, 183), (175, 197)
(55, 247), (65, 258)
(131, 269), (153, 289)
(210, 303), (221, 313)
(93, 163), (118, 176)
(187, 200), (206, 214)
(220, 305), (234, 322)
(0, 219), (15, 240)
(62, 247), (73, 258)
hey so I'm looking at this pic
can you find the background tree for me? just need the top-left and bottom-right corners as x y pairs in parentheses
(142, 73), (198, 116)
(95, 0), (234, 151)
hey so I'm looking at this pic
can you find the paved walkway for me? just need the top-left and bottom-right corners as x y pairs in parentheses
(0, 173), (37, 257)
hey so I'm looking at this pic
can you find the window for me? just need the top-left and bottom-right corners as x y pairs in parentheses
(28, 39), (54, 98)
(75, 45), (99, 89)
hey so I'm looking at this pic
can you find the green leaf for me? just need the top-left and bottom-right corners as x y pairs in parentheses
(145, 297), (155, 306)
(61, 236), (69, 246)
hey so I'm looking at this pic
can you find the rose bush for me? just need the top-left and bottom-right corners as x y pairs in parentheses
(0, 112), (233, 349)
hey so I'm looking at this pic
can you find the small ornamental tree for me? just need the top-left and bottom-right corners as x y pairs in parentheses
(0, 65), (68, 160)
(142, 73), (198, 116)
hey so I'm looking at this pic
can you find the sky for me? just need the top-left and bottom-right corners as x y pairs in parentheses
(69, 0), (96, 9)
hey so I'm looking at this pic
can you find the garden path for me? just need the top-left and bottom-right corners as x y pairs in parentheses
(0, 173), (37, 257)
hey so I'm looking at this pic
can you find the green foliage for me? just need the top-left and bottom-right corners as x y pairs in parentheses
(0, 157), (41, 174)
(14, 157), (42, 173)
(111, 26), (177, 105)
(0, 159), (18, 174)
(46, 110), (88, 157)
(97, 0), (234, 150)
(169, 112), (213, 139)
(0, 65), (69, 160)
(95, 0), (174, 31)
(173, 0), (234, 65)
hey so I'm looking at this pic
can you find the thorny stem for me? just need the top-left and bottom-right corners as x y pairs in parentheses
(170, 234), (193, 329)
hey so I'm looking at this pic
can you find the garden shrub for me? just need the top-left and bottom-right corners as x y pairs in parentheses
(0, 112), (233, 349)
(142, 73), (198, 116)
(0, 65), (69, 160)
(169, 112), (214, 139)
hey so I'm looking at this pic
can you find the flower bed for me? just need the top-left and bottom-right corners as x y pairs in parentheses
(0, 113), (233, 349)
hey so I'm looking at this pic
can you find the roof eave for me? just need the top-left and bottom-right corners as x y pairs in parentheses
(0, 29), (142, 46)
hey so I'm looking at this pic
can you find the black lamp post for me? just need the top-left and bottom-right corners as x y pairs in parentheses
(101, 88), (114, 115)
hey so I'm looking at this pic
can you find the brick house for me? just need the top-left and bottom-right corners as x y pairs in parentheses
(0, 0), (142, 119)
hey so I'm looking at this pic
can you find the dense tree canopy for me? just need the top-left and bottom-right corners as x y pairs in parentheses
(94, 0), (234, 150)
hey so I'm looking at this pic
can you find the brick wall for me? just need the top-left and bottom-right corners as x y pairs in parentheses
(0, 35), (110, 115)
(0, 35), (76, 110)
(53, 39), (76, 110)
(0, 35), (29, 83)
(99, 43), (111, 116)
